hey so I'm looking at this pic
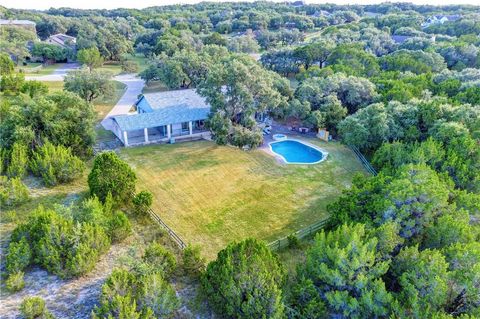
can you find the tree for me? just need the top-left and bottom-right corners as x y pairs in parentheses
(0, 176), (29, 208)
(294, 40), (335, 69)
(199, 55), (288, 148)
(77, 47), (104, 70)
(338, 103), (390, 150)
(0, 52), (14, 75)
(182, 244), (205, 277)
(391, 246), (450, 317)
(88, 151), (136, 204)
(202, 238), (285, 319)
(31, 43), (68, 64)
(64, 68), (114, 102)
(296, 223), (393, 318)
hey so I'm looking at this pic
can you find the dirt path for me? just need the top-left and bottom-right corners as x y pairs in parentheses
(0, 237), (133, 318)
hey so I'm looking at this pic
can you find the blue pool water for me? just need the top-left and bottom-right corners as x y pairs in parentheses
(270, 140), (324, 164)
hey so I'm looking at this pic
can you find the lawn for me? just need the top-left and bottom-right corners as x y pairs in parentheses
(120, 139), (366, 259)
(94, 80), (127, 120)
(17, 63), (64, 76)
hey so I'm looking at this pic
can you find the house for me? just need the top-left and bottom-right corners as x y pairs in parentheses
(0, 19), (36, 32)
(421, 14), (461, 28)
(45, 33), (77, 50)
(312, 10), (331, 18)
(111, 89), (211, 146)
(391, 35), (412, 44)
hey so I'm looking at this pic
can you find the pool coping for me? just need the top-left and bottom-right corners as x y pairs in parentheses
(268, 139), (329, 165)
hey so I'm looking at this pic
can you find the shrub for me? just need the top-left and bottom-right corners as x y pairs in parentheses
(182, 244), (205, 277)
(132, 191), (153, 215)
(6, 237), (31, 274)
(20, 296), (54, 319)
(202, 238), (286, 319)
(5, 271), (25, 292)
(143, 242), (176, 277)
(94, 268), (179, 319)
(0, 176), (29, 208)
(287, 234), (300, 248)
(88, 151), (136, 204)
(30, 142), (85, 186)
(121, 60), (139, 73)
(6, 142), (28, 179)
(12, 207), (110, 279)
(107, 211), (132, 243)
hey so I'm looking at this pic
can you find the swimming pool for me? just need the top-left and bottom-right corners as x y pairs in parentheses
(269, 140), (327, 164)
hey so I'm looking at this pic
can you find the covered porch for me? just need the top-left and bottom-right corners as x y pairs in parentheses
(115, 119), (208, 146)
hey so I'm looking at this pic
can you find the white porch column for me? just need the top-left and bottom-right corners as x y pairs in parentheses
(189, 121), (193, 135)
(167, 124), (171, 139)
(123, 131), (129, 146)
(144, 128), (149, 143)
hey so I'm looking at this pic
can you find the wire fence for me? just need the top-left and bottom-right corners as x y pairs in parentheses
(146, 207), (187, 249)
(349, 145), (377, 176)
(131, 192), (187, 250)
(267, 217), (330, 251)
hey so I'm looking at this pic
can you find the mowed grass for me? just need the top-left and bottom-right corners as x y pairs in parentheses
(94, 80), (127, 120)
(120, 139), (366, 258)
(17, 63), (63, 76)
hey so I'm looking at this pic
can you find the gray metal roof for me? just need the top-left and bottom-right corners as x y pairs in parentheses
(142, 89), (209, 110)
(114, 89), (210, 131)
(0, 19), (36, 25)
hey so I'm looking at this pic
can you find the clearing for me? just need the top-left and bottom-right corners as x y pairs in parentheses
(120, 139), (366, 259)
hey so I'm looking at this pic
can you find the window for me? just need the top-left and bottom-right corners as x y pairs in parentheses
(182, 122), (189, 131)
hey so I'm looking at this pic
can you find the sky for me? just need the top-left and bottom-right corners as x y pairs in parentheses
(1, 0), (479, 10)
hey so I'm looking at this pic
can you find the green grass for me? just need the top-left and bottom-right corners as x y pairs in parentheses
(95, 80), (127, 120)
(42, 81), (64, 92)
(18, 63), (64, 76)
(120, 139), (366, 259)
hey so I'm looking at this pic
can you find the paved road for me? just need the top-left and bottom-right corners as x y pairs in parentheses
(25, 63), (80, 81)
(101, 74), (145, 131)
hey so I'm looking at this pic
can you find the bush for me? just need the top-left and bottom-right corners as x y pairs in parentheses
(0, 176), (29, 208)
(6, 142), (28, 179)
(5, 271), (25, 292)
(12, 207), (110, 279)
(94, 268), (179, 319)
(6, 237), (31, 274)
(20, 296), (54, 319)
(30, 142), (85, 186)
(132, 191), (153, 215)
(202, 238), (286, 319)
(121, 60), (139, 73)
(88, 151), (136, 204)
(143, 242), (176, 277)
(107, 211), (132, 243)
(287, 234), (300, 248)
(182, 244), (205, 277)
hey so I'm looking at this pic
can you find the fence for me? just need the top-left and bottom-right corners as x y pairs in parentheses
(146, 207), (187, 249)
(349, 145), (377, 176)
(267, 217), (330, 251)
(131, 191), (187, 250)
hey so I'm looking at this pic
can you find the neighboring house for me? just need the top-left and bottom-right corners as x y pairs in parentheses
(421, 14), (461, 28)
(312, 10), (331, 18)
(45, 33), (77, 50)
(0, 19), (36, 32)
(111, 89), (211, 146)
(391, 35), (412, 44)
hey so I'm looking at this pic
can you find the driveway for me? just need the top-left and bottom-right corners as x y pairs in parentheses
(25, 63), (80, 81)
(101, 74), (145, 131)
